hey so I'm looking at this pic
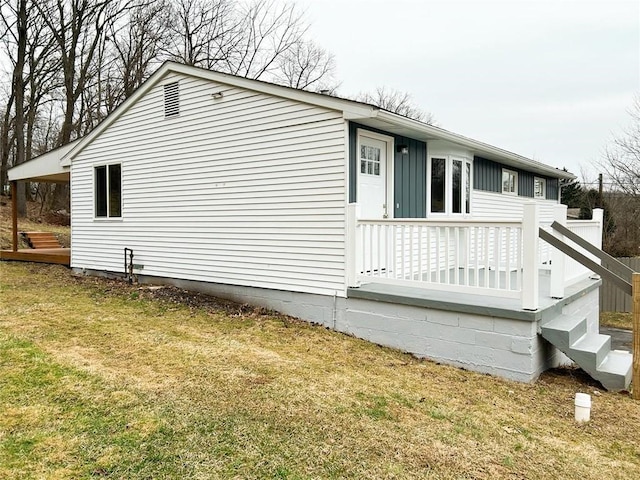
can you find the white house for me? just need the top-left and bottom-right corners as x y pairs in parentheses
(5, 62), (632, 390)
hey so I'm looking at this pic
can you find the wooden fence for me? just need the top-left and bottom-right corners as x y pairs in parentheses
(600, 257), (640, 312)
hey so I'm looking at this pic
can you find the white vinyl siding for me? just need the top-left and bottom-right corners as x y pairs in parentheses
(71, 72), (346, 296)
(471, 190), (556, 223)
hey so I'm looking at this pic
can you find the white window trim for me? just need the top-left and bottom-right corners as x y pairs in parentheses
(502, 168), (518, 196)
(93, 162), (123, 221)
(534, 177), (546, 199)
(427, 155), (473, 217)
(356, 129), (394, 218)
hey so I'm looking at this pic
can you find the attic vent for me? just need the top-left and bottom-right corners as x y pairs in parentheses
(164, 82), (179, 117)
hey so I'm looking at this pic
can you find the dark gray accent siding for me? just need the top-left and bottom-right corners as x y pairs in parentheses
(394, 137), (426, 218)
(348, 122), (358, 203)
(474, 155), (560, 201)
(518, 170), (534, 198)
(349, 122), (427, 217)
(546, 178), (559, 201)
(473, 156), (501, 193)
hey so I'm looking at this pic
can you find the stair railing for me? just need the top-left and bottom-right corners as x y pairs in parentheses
(541, 217), (639, 400)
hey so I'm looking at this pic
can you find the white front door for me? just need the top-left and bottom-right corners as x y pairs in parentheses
(358, 134), (390, 275)
(358, 136), (388, 219)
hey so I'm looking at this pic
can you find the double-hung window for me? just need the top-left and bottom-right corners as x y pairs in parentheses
(534, 177), (546, 199)
(95, 164), (122, 218)
(502, 169), (518, 195)
(429, 156), (472, 215)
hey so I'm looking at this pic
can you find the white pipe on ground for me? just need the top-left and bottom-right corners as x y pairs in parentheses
(575, 393), (591, 422)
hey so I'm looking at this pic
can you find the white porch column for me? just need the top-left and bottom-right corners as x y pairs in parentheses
(522, 202), (539, 310)
(346, 203), (361, 287)
(592, 208), (604, 254)
(550, 204), (567, 298)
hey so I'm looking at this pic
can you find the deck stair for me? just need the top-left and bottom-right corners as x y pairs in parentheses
(21, 231), (63, 249)
(541, 314), (632, 391)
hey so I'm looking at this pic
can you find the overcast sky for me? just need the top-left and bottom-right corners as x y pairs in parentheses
(296, 0), (639, 182)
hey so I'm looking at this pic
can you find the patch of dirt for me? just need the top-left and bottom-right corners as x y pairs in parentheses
(138, 284), (280, 318)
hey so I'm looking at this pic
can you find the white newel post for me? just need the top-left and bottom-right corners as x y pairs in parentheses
(346, 203), (361, 287)
(592, 208), (604, 254)
(550, 204), (567, 298)
(522, 202), (539, 310)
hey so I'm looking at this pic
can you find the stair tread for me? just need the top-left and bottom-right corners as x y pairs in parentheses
(598, 350), (633, 375)
(571, 333), (610, 352)
(21, 231), (63, 249)
(541, 314), (584, 332)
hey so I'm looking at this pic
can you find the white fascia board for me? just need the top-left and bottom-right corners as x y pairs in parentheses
(376, 111), (575, 180)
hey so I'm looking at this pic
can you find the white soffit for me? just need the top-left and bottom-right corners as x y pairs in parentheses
(7, 140), (77, 182)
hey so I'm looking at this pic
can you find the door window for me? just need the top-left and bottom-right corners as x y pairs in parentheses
(360, 145), (381, 176)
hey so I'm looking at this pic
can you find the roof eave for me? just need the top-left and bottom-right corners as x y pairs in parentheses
(376, 111), (575, 180)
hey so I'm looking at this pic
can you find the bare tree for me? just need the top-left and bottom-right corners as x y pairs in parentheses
(162, 0), (237, 69)
(274, 39), (337, 91)
(111, 0), (170, 100)
(356, 86), (437, 125)
(226, 0), (305, 79)
(23, 6), (60, 162)
(600, 96), (640, 198)
(34, 0), (129, 209)
(34, 0), (128, 146)
(596, 95), (640, 256)
(0, 90), (15, 192)
(1, 0), (27, 215)
(161, 0), (334, 88)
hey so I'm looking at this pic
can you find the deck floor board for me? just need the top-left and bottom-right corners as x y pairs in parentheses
(0, 248), (70, 266)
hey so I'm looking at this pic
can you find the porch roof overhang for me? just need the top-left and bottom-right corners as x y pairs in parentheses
(7, 140), (76, 183)
(352, 112), (576, 180)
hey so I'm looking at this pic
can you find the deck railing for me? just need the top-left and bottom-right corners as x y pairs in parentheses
(347, 203), (542, 309)
(347, 203), (604, 310)
(356, 219), (523, 296)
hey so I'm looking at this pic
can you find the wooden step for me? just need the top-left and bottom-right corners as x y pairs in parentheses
(20, 232), (63, 249)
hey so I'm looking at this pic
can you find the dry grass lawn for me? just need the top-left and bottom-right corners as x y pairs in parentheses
(600, 311), (633, 330)
(1, 262), (639, 479)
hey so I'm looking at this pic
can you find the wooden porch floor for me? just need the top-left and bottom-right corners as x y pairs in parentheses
(0, 248), (70, 266)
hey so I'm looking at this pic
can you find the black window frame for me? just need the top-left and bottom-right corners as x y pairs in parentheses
(94, 163), (122, 218)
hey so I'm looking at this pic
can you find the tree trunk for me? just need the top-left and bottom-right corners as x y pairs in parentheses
(0, 94), (14, 193)
(13, 0), (28, 217)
